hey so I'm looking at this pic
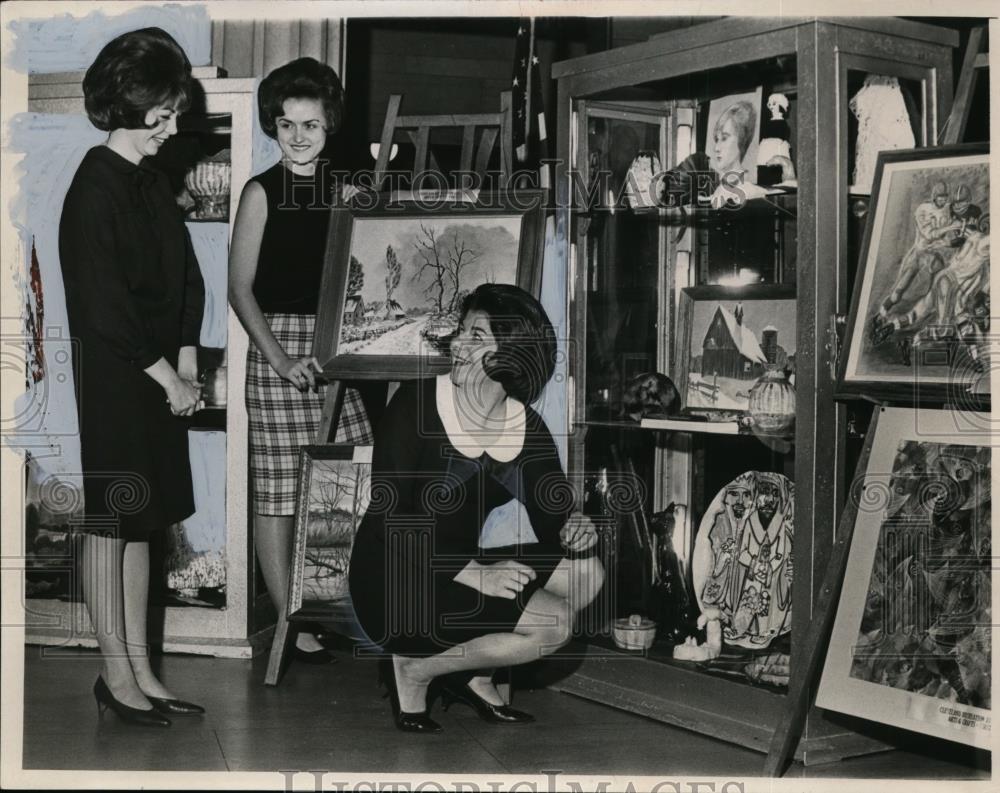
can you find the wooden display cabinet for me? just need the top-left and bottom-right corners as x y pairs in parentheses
(25, 68), (272, 658)
(552, 18), (957, 763)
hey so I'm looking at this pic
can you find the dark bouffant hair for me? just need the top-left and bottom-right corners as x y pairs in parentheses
(258, 57), (345, 138)
(83, 27), (192, 132)
(459, 283), (557, 405)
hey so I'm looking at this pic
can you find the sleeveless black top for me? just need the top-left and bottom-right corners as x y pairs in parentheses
(250, 161), (336, 314)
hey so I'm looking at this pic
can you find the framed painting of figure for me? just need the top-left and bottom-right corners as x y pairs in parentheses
(674, 284), (796, 418)
(838, 145), (990, 405)
(817, 407), (991, 749)
(313, 190), (545, 379)
(287, 445), (372, 623)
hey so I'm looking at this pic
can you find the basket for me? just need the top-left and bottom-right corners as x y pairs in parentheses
(612, 614), (656, 650)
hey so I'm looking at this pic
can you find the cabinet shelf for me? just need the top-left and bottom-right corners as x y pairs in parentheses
(588, 190), (797, 220)
(575, 633), (792, 694)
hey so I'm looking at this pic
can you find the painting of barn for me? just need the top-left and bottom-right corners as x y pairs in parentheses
(700, 304), (767, 380)
(678, 291), (796, 413)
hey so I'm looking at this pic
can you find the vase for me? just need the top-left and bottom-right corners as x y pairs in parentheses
(184, 159), (231, 220)
(748, 364), (795, 435)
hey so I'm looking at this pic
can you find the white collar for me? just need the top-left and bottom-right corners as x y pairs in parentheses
(435, 374), (525, 462)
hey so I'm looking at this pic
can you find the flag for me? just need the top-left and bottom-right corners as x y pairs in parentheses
(510, 18), (550, 190)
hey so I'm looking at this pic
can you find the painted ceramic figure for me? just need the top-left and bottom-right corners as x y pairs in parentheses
(692, 470), (794, 649)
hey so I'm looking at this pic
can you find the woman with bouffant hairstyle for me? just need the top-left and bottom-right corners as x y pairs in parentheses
(59, 27), (205, 727)
(349, 284), (605, 734)
(256, 56), (345, 138)
(82, 27), (193, 131)
(229, 57), (370, 668)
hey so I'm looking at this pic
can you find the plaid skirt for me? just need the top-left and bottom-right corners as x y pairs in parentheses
(247, 313), (372, 516)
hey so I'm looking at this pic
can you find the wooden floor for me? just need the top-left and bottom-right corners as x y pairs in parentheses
(16, 644), (991, 782)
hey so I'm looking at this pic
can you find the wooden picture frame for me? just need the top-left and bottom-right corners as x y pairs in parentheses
(817, 406), (991, 749)
(674, 284), (796, 417)
(837, 144), (990, 405)
(313, 190), (546, 379)
(287, 444), (372, 622)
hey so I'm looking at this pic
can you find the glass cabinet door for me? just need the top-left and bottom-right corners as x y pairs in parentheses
(577, 102), (669, 422)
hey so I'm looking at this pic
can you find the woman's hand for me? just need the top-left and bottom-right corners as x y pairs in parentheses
(560, 513), (599, 553)
(341, 183), (363, 203)
(274, 355), (321, 392)
(177, 345), (199, 385)
(456, 560), (536, 599)
(480, 561), (537, 599)
(166, 377), (202, 416)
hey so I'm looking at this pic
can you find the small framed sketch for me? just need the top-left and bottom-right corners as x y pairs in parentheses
(817, 407), (991, 749)
(313, 191), (546, 379)
(838, 144), (990, 404)
(674, 284), (796, 417)
(287, 444), (372, 622)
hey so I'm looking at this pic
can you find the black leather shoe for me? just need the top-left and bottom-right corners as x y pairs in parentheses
(93, 677), (171, 727)
(294, 645), (338, 665)
(439, 675), (535, 724)
(378, 658), (442, 733)
(147, 696), (205, 715)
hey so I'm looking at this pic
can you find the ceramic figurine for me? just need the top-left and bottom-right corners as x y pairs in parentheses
(672, 607), (723, 661)
(756, 93), (794, 186)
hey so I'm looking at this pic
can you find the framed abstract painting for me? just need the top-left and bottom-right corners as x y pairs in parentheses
(817, 407), (991, 749)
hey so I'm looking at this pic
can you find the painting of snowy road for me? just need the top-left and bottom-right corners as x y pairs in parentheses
(336, 215), (522, 358)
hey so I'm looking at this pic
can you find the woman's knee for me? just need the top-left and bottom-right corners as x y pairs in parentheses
(522, 598), (573, 654)
(574, 556), (606, 608)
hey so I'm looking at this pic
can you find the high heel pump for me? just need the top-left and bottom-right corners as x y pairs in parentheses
(377, 658), (442, 734)
(147, 696), (205, 716)
(93, 677), (171, 727)
(439, 674), (535, 724)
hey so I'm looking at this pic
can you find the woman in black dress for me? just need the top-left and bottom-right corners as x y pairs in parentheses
(59, 28), (206, 726)
(349, 284), (605, 732)
(229, 58), (370, 664)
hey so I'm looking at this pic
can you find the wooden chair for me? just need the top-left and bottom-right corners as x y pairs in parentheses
(372, 91), (513, 189)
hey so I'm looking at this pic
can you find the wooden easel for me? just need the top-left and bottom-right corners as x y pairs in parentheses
(264, 91), (513, 686)
(942, 26), (988, 145)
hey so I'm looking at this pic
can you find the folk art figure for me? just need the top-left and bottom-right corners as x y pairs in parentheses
(691, 471), (794, 649)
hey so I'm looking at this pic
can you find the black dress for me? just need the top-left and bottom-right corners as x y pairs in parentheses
(58, 145), (205, 539)
(348, 375), (572, 656)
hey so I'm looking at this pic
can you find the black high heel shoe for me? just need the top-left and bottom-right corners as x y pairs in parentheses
(147, 696), (205, 716)
(377, 658), (442, 733)
(93, 677), (171, 727)
(439, 674), (535, 724)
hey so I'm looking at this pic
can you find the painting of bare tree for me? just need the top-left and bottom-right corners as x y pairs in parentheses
(288, 445), (372, 620)
(337, 216), (519, 358)
(313, 192), (545, 378)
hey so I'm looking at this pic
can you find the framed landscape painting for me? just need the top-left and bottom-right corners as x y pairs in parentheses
(313, 191), (545, 379)
(838, 144), (990, 405)
(674, 284), (796, 417)
(287, 445), (372, 622)
(817, 407), (991, 749)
